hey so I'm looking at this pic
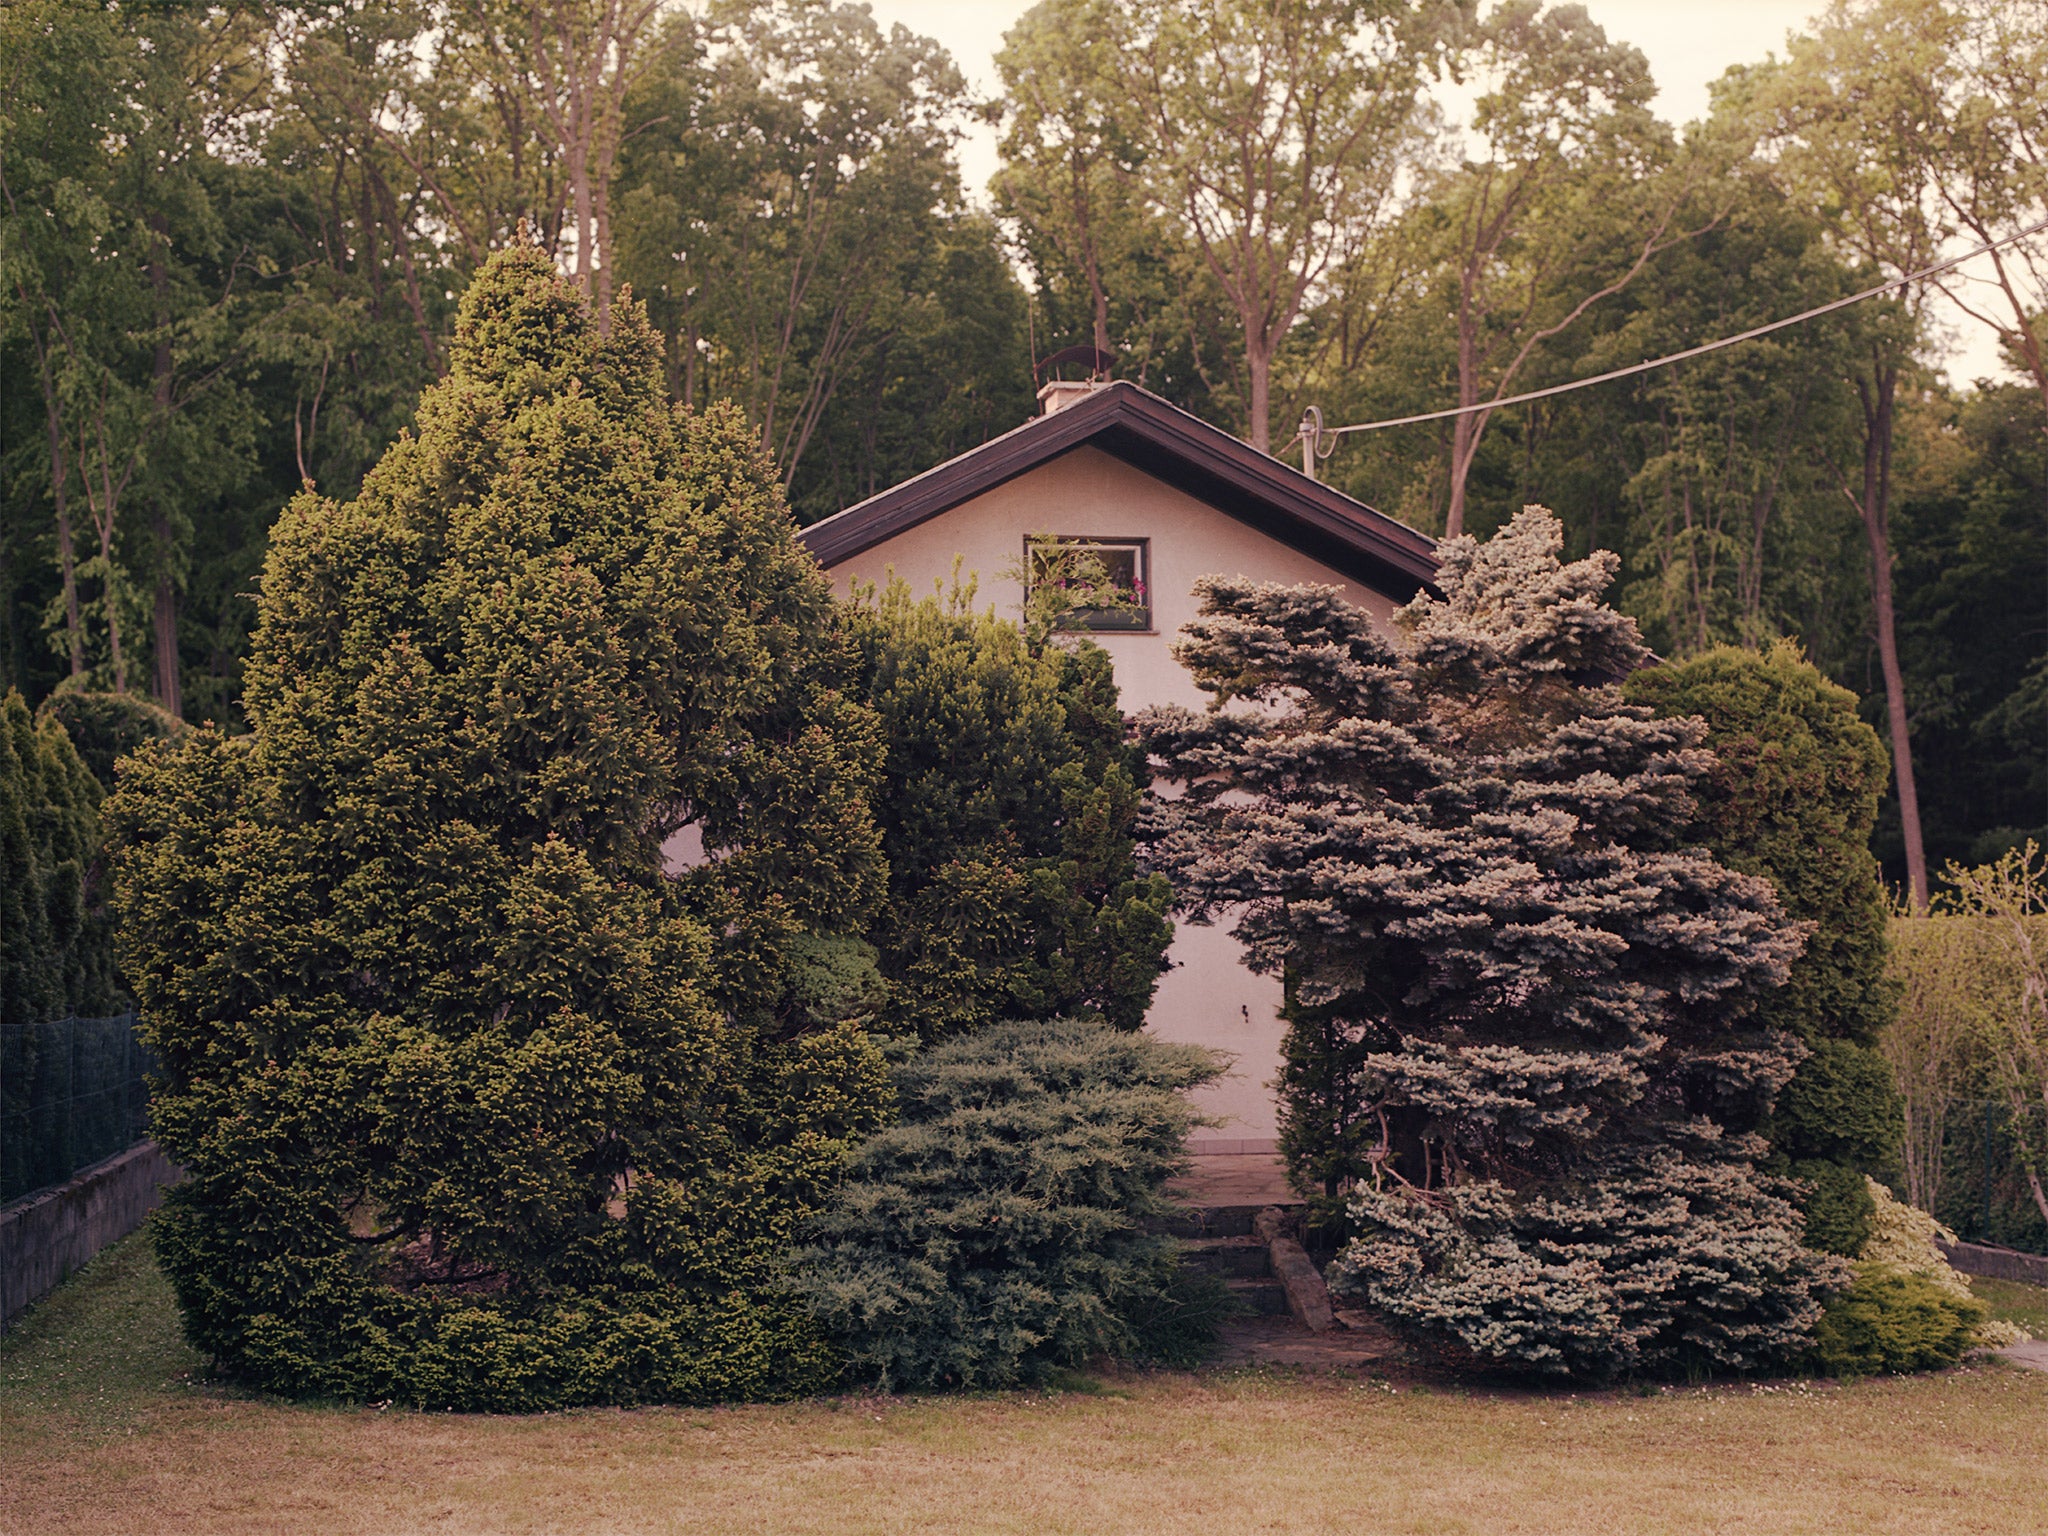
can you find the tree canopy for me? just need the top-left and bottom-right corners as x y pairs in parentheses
(1, 0), (2039, 923)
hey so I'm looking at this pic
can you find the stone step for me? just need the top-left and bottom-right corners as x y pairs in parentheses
(1151, 1203), (1267, 1239)
(1181, 1234), (1271, 1279)
(1227, 1276), (1290, 1316)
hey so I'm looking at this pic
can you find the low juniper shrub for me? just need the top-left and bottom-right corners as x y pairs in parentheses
(793, 1018), (1227, 1389)
(1810, 1178), (2015, 1377)
(1811, 1267), (1986, 1378)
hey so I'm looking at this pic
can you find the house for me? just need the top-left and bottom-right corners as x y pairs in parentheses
(797, 379), (1439, 1150)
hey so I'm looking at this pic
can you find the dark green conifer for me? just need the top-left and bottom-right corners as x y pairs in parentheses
(853, 583), (1173, 1038)
(106, 246), (890, 1409)
(1627, 641), (1903, 1254)
(34, 686), (181, 792)
(0, 690), (120, 1022)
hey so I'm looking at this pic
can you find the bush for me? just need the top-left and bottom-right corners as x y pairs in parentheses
(1858, 1173), (2022, 1344)
(794, 1018), (1225, 1389)
(1859, 1177), (1970, 1290)
(1, 689), (122, 1021)
(853, 582), (1174, 1039)
(34, 685), (181, 792)
(1812, 1177), (2014, 1377)
(1627, 641), (1902, 1255)
(105, 247), (892, 1409)
(1793, 1156), (1878, 1257)
(1811, 1267), (1985, 1377)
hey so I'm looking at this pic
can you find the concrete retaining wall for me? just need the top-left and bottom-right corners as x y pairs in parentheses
(1938, 1238), (2048, 1288)
(1, 1141), (181, 1332)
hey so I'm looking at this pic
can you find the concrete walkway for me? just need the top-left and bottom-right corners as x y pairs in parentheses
(1998, 1341), (2048, 1372)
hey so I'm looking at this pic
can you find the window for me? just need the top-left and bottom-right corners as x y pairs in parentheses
(1023, 536), (1151, 631)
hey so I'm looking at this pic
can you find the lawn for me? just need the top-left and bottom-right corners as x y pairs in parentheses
(4, 1237), (2046, 1536)
(1972, 1275), (2048, 1339)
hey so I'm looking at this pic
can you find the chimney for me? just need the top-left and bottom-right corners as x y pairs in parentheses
(1038, 379), (1103, 416)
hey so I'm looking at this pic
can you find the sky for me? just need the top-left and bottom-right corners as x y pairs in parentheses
(862, 0), (2013, 387)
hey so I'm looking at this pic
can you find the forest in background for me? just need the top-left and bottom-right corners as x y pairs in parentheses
(2, 0), (2042, 896)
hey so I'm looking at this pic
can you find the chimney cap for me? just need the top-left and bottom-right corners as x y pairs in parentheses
(1037, 379), (1104, 416)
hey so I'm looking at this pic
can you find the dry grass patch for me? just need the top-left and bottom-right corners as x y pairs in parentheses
(4, 1236), (2046, 1536)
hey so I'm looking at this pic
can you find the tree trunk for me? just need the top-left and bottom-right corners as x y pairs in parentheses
(2027, 1163), (2048, 1230)
(594, 155), (614, 332)
(146, 214), (181, 715)
(1445, 412), (1477, 538)
(98, 513), (125, 695)
(80, 385), (132, 696)
(37, 349), (85, 676)
(1445, 282), (1482, 538)
(1247, 337), (1271, 454)
(1076, 171), (1110, 363)
(370, 170), (444, 378)
(553, 18), (593, 302)
(54, 497), (84, 678)
(151, 537), (181, 718)
(569, 136), (593, 296)
(1858, 363), (1929, 913)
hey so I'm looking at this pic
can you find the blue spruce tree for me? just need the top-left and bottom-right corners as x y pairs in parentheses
(1138, 507), (1843, 1378)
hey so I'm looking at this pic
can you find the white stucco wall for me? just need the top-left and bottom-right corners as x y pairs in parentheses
(822, 443), (1403, 1147)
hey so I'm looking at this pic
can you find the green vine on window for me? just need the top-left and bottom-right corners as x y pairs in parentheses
(1009, 534), (1147, 648)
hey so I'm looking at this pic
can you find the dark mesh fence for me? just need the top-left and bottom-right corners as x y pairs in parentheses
(0, 1014), (153, 1207)
(1934, 1100), (2048, 1256)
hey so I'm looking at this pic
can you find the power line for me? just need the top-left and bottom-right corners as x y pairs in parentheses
(1302, 215), (2048, 452)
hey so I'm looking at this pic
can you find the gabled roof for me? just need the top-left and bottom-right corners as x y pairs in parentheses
(795, 380), (1440, 599)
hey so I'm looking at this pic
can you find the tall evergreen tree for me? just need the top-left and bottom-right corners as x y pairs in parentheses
(105, 245), (890, 1409)
(0, 690), (119, 1023)
(1628, 641), (1902, 1254)
(1139, 507), (1839, 1378)
(853, 582), (1174, 1040)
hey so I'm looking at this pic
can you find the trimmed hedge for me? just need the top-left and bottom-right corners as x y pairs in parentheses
(1811, 1267), (1985, 1377)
